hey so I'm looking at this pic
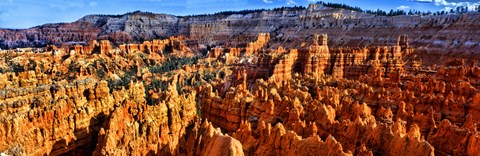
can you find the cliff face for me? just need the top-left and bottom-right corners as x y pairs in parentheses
(1, 30), (480, 155)
(1, 6), (480, 154)
(92, 81), (198, 155)
(0, 75), (113, 155)
(1, 6), (480, 56)
(0, 39), (243, 155)
(0, 22), (102, 47)
(194, 33), (480, 155)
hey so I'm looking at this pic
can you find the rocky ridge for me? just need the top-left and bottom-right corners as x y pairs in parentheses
(1, 4), (480, 58)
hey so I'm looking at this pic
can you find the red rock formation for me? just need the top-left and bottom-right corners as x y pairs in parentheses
(208, 47), (224, 58)
(229, 48), (242, 57)
(0, 77), (114, 155)
(233, 121), (351, 156)
(245, 33), (270, 55)
(1, 26), (480, 156)
(268, 34), (407, 81)
(99, 40), (113, 56)
(199, 82), (253, 132)
(185, 120), (245, 156)
(270, 49), (298, 82)
(196, 54), (480, 155)
(120, 39), (168, 54)
(93, 81), (198, 155)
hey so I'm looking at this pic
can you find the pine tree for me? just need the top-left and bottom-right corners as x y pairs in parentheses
(388, 9), (394, 16)
(408, 10), (414, 15)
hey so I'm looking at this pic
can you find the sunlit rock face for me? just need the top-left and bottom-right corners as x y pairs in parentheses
(1, 3), (480, 156)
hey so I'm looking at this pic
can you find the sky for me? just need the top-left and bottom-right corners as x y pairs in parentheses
(0, 0), (479, 29)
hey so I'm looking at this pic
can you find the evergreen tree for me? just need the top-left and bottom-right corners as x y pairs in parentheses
(408, 10), (414, 15)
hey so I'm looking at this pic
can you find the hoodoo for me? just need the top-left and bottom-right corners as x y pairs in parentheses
(1, 1), (480, 156)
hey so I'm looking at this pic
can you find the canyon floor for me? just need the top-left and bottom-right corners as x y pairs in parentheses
(0, 31), (479, 156)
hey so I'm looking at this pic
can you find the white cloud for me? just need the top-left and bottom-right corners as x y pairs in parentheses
(262, 0), (297, 5)
(286, 0), (296, 5)
(263, 0), (273, 3)
(396, 5), (410, 10)
(442, 6), (453, 11)
(410, 0), (480, 11)
(410, 0), (433, 2)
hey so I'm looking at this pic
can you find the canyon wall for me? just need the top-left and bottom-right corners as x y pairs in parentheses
(1, 30), (480, 155)
(1, 5), (480, 58)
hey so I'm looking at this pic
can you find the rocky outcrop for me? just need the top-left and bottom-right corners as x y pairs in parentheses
(1, 11), (480, 155)
(194, 34), (480, 154)
(93, 80), (199, 155)
(233, 121), (351, 156)
(267, 33), (407, 81)
(0, 75), (114, 155)
(93, 77), (246, 156)
(295, 34), (331, 78)
(245, 33), (270, 55)
(2, 5), (480, 59)
(198, 71), (442, 155)
(208, 47), (224, 58)
(199, 82), (253, 132)
(185, 120), (245, 156)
